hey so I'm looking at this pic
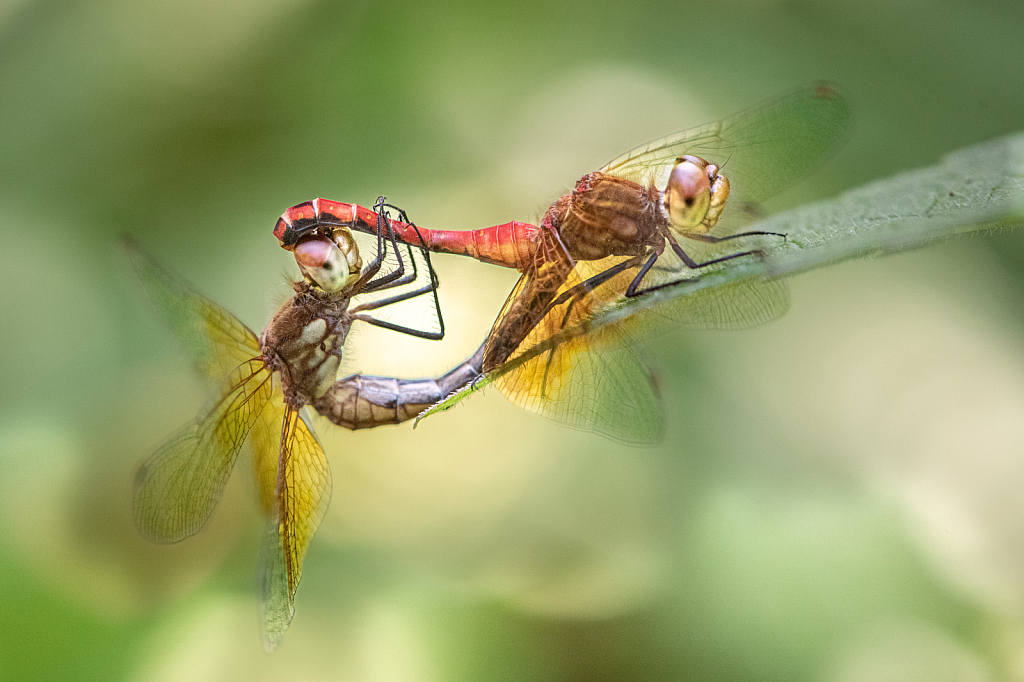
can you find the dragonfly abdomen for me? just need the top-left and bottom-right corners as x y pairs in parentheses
(275, 199), (537, 272)
(314, 345), (484, 429)
(400, 221), (538, 271)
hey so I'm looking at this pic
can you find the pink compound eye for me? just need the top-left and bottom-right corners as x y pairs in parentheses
(667, 162), (710, 204)
(293, 235), (355, 293)
(663, 159), (711, 230)
(293, 237), (336, 269)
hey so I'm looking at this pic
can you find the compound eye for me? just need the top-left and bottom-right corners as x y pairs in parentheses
(663, 160), (711, 231)
(294, 236), (353, 293)
(331, 228), (363, 275)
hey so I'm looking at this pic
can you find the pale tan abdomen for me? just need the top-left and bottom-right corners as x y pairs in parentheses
(314, 345), (485, 429)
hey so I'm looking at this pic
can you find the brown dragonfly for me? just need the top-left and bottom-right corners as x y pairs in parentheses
(128, 200), (482, 650)
(273, 85), (849, 443)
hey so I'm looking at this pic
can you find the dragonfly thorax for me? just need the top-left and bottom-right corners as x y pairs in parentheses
(661, 155), (729, 236)
(261, 291), (352, 406)
(551, 172), (662, 261)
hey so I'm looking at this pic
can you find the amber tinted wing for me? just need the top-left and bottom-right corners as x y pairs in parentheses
(601, 84), (849, 216)
(489, 257), (790, 443)
(254, 401), (331, 652)
(487, 256), (661, 444)
(124, 239), (261, 382)
(133, 359), (273, 542)
(127, 242), (273, 541)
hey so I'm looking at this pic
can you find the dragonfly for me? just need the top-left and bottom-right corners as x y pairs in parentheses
(273, 85), (850, 443)
(128, 200), (484, 650)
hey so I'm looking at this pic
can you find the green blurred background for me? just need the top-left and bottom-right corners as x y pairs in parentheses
(3, 0), (1024, 680)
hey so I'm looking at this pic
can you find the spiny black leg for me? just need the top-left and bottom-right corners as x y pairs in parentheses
(366, 230), (406, 288)
(548, 256), (645, 309)
(625, 235), (762, 297)
(624, 251), (661, 297)
(686, 229), (787, 243)
(359, 196), (388, 283)
(525, 255), (646, 331)
(351, 281), (436, 312)
(364, 244), (419, 293)
(363, 198), (407, 290)
(353, 216), (445, 339)
(353, 313), (444, 340)
(668, 235), (761, 270)
(409, 221), (444, 338)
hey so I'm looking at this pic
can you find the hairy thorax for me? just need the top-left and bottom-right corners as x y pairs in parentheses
(260, 283), (353, 407)
(547, 172), (666, 261)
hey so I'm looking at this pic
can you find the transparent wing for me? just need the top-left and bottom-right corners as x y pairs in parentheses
(487, 258), (660, 444)
(133, 359), (273, 542)
(255, 403), (332, 652)
(247, 377), (287, 520)
(124, 239), (261, 382)
(483, 257), (790, 443)
(631, 265), (791, 335)
(494, 326), (663, 445)
(601, 84), (849, 214)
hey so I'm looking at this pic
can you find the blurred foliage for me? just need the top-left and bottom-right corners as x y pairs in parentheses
(3, 0), (1024, 680)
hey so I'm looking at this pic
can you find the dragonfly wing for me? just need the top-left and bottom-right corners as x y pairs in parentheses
(633, 275), (791, 334)
(247, 377), (287, 520)
(487, 258), (789, 442)
(493, 324), (662, 444)
(133, 359), (273, 542)
(601, 84), (849, 211)
(489, 257), (662, 444)
(257, 404), (331, 652)
(124, 239), (262, 382)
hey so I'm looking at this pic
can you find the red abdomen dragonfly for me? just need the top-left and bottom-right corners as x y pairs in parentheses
(274, 85), (849, 443)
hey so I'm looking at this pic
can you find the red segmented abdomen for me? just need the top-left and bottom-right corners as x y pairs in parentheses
(274, 198), (539, 272)
(274, 199), (380, 249)
(402, 221), (539, 271)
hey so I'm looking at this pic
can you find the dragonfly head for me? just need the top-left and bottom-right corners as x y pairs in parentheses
(661, 155), (729, 235)
(293, 229), (363, 294)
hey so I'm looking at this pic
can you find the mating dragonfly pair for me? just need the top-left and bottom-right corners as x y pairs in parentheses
(130, 85), (849, 650)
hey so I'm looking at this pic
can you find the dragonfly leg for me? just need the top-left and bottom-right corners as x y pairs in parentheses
(351, 264), (444, 339)
(357, 197), (411, 291)
(351, 279), (438, 313)
(362, 244), (419, 293)
(624, 235), (763, 297)
(354, 197), (387, 285)
(353, 205), (446, 339)
(504, 254), (646, 332)
(549, 255), (646, 309)
(685, 229), (787, 243)
(669, 234), (762, 269)
(624, 251), (661, 297)
(353, 313), (444, 340)
(545, 255), (647, 329)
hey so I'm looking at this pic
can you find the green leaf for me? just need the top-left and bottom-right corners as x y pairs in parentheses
(415, 375), (494, 425)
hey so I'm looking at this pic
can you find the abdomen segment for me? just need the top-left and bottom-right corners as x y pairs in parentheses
(314, 345), (485, 429)
(275, 199), (538, 271)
